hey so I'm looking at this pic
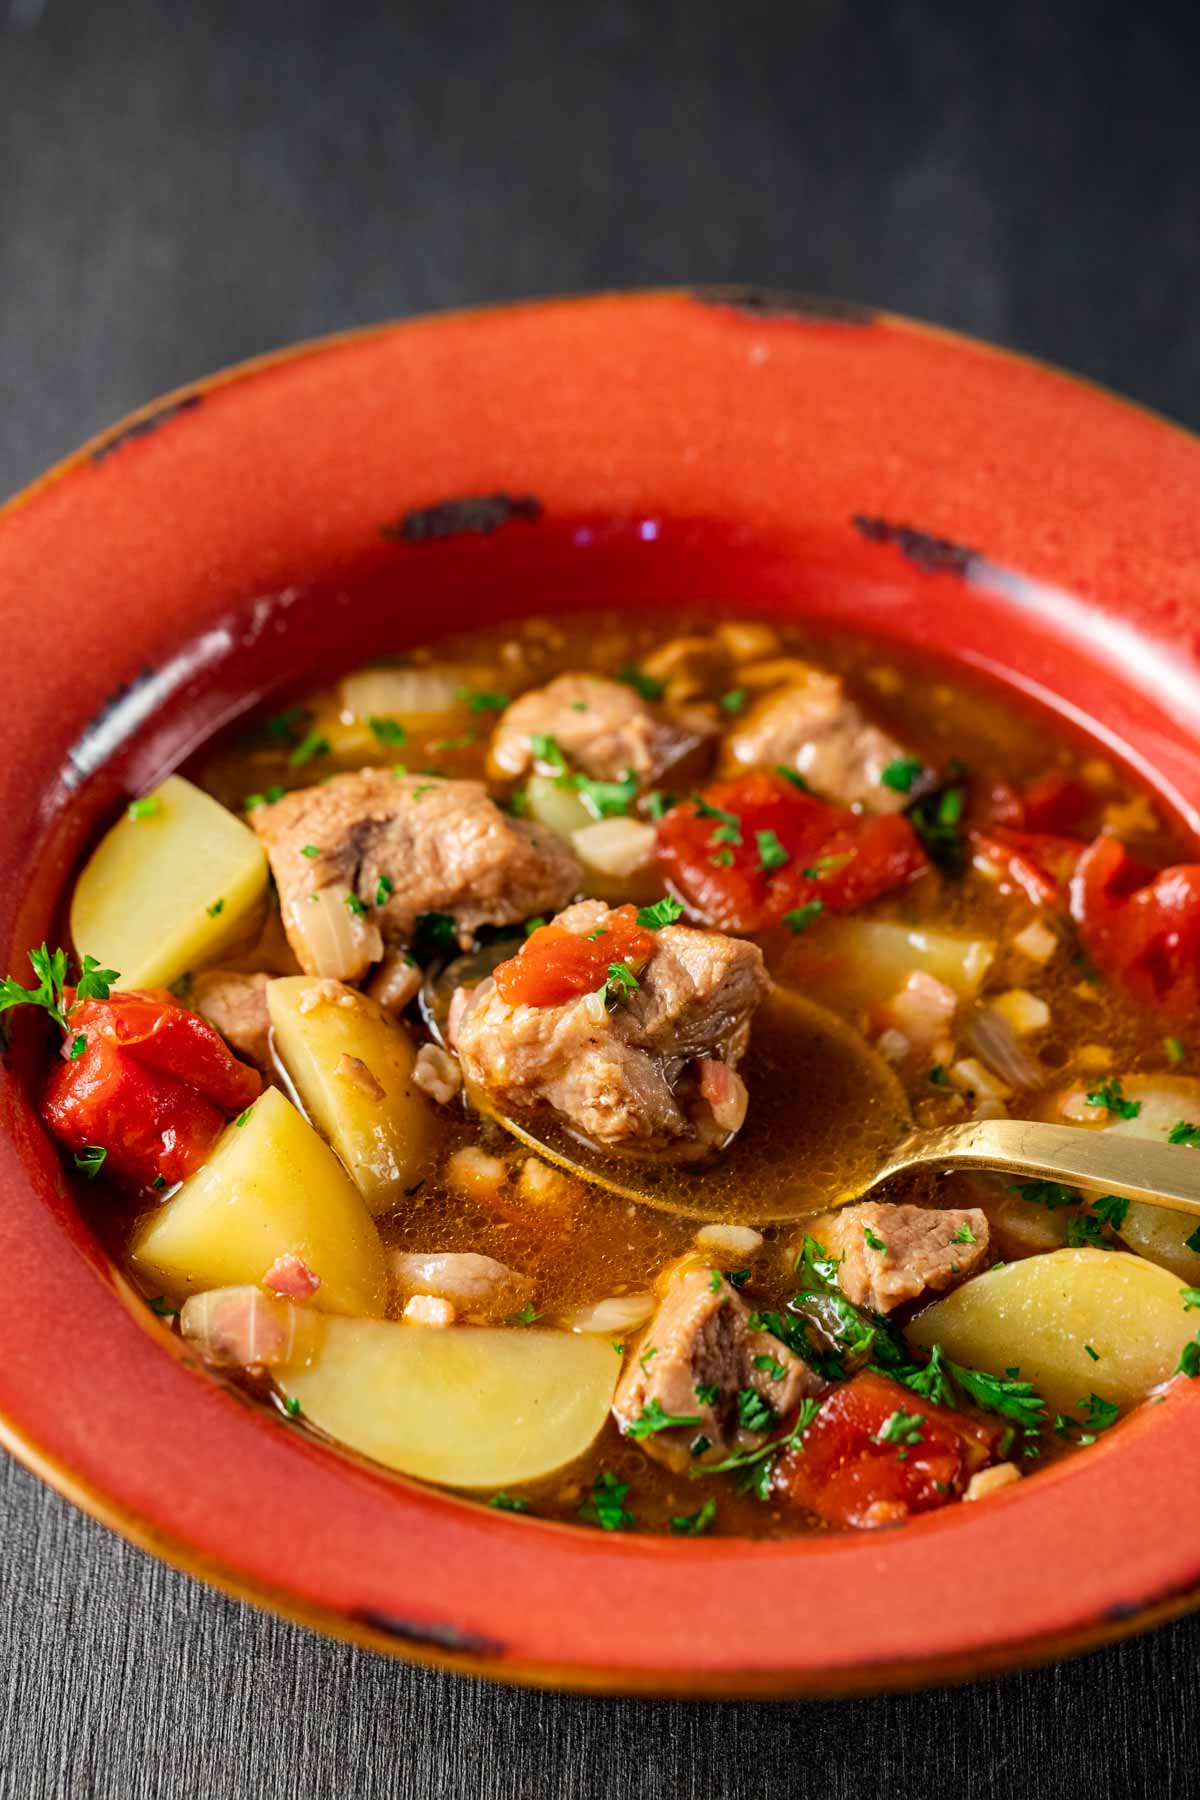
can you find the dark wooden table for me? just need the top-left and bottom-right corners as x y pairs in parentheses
(2, 3), (1198, 1794)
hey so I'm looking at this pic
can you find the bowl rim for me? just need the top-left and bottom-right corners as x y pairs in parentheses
(3, 288), (1200, 1696)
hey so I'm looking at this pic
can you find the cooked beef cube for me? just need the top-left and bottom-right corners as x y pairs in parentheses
(488, 673), (716, 786)
(613, 1266), (820, 1472)
(191, 970), (272, 1075)
(807, 1202), (990, 1313)
(722, 665), (922, 814)
(250, 771), (581, 976)
(453, 899), (769, 1151)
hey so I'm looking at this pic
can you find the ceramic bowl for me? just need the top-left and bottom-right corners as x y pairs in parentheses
(3, 292), (1200, 1694)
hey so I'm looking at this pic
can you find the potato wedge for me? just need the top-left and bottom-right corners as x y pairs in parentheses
(276, 1315), (619, 1488)
(907, 1247), (1196, 1411)
(71, 775), (268, 990)
(524, 772), (593, 843)
(132, 1087), (387, 1316)
(266, 977), (439, 1212)
(782, 917), (995, 1015)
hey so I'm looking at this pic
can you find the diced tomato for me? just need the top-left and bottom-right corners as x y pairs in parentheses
(654, 772), (928, 932)
(970, 826), (1085, 906)
(773, 1369), (1001, 1529)
(493, 904), (657, 1008)
(42, 989), (262, 1191)
(1018, 770), (1092, 835)
(1070, 833), (1200, 1015)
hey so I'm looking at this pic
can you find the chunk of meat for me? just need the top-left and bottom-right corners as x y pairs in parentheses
(721, 664), (923, 814)
(488, 673), (716, 785)
(250, 771), (581, 972)
(773, 1368), (1001, 1528)
(179, 1287), (312, 1367)
(262, 1252), (321, 1299)
(390, 1251), (533, 1321)
(191, 970), (273, 1075)
(455, 900), (770, 1151)
(613, 1266), (820, 1472)
(807, 1202), (990, 1313)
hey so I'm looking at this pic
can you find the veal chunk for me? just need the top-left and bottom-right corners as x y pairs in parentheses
(722, 665), (921, 814)
(808, 1202), (990, 1314)
(454, 900), (770, 1151)
(613, 1266), (819, 1472)
(488, 673), (716, 786)
(191, 971), (272, 1076)
(251, 771), (580, 974)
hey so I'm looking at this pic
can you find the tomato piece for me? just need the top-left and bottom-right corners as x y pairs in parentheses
(1070, 833), (1200, 1015)
(654, 772), (928, 931)
(774, 1369), (1000, 1529)
(42, 989), (262, 1191)
(1018, 770), (1092, 835)
(970, 826), (1085, 906)
(493, 904), (656, 1008)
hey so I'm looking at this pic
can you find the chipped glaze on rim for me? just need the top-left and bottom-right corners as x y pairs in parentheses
(2, 292), (1200, 1695)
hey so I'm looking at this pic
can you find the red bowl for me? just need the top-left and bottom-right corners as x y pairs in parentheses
(3, 292), (1200, 1695)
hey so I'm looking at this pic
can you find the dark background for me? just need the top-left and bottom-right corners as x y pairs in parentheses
(2, 1), (1199, 1795)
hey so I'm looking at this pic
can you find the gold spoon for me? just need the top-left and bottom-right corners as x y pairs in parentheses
(476, 989), (1200, 1226)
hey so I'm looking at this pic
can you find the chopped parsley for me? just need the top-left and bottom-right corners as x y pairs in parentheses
(375, 875), (394, 906)
(605, 961), (640, 1007)
(530, 733), (567, 772)
(578, 1470), (634, 1531)
(127, 796), (162, 820)
(73, 1146), (107, 1179)
(488, 1492), (532, 1513)
(636, 897), (684, 930)
(694, 1383), (720, 1405)
(299, 844), (321, 859)
(1177, 1334), (1200, 1378)
(1085, 1078), (1141, 1119)
(736, 1388), (774, 1434)
(288, 730), (331, 766)
(1009, 1179), (1080, 1210)
(880, 757), (925, 794)
(645, 791), (674, 821)
(234, 1106), (254, 1128)
(874, 1408), (926, 1447)
(950, 1222), (976, 1245)
(410, 783), (435, 799)
(524, 916), (546, 936)
(1084, 1344), (1100, 1362)
(908, 781), (967, 875)
(782, 900), (824, 934)
(755, 828), (789, 871)
(1169, 1120), (1200, 1147)
(414, 911), (457, 950)
(708, 1270), (724, 1294)
(774, 766), (810, 791)
(628, 1397), (703, 1440)
(751, 1354), (786, 1382)
(669, 1498), (717, 1536)
(863, 1225), (887, 1252)
(1066, 1213), (1112, 1250)
(719, 688), (747, 714)
(1181, 1288), (1200, 1312)
(152, 1175), (167, 1190)
(256, 705), (310, 744)
(710, 847), (735, 867)
(285, 1396), (302, 1418)
(244, 786), (286, 811)
(697, 1396), (825, 1485)
(0, 946), (118, 1032)
(344, 893), (368, 918)
(511, 1303), (538, 1327)
(1091, 1194), (1130, 1231)
(147, 1295), (177, 1317)
(367, 715), (408, 747)
(461, 690), (510, 714)
(1165, 1036), (1186, 1065)
(928, 1064), (951, 1087)
(562, 770), (638, 818)
(639, 1346), (658, 1371)
(68, 1034), (87, 1060)
(1186, 1226), (1200, 1256)
(615, 664), (666, 702)
(726, 1267), (750, 1289)
(205, 898), (225, 919)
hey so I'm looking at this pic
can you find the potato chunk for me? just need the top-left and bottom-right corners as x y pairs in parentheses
(71, 775), (268, 990)
(266, 977), (439, 1212)
(783, 917), (995, 1014)
(275, 1315), (619, 1488)
(131, 1087), (387, 1316)
(907, 1248), (1196, 1412)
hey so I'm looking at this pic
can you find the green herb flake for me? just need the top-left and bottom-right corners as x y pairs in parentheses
(736, 1387), (775, 1435)
(488, 1492), (532, 1513)
(1181, 1288), (1200, 1312)
(863, 1225), (887, 1252)
(928, 1064), (951, 1088)
(874, 1408), (926, 1447)
(908, 782), (967, 875)
(289, 730), (331, 767)
(0, 946), (120, 1032)
(1084, 1343), (1100, 1362)
(462, 690), (510, 714)
(1010, 1178), (1080, 1209)
(880, 756), (925, 794)
(127, 796), (162, 821)
(694, 1383), (720, 1405)
(69, 1033), (87, 1060)
(152, 1175), (167, 1190)
(205, 897), (225, 919)
(1066, 1213), (1112, 1251)
(628, 1397), (703, 1440)
(73, 1145), (107, 1179)
(415, 911), (457, 949)
(774, 766), (810, 791)
(367, 716), (408, 747)
(1165, 1036), (1187, 1065)
(755, 828), (790, 871)
(1186, 1227), (1200, 1256)
(719, 688), (747, 714)
(638, 1345), (658, 1371)
(344, 893), (368, 918)
(1092, 1194), (1130, 1231)
(645, 791), (673, 822)
(375, 875), (394, 906)
(669, 1498), (717, 1536)
(636, 897), (684, 930)
(285, 1396), (302, 1418)
(708, 1270), (723, 1294)
(1084, 1078), (1142, 1120)
(1169, 1120), (1200, 1147)
(951, 1222), (976, 1244)
(783, 900), (824, 934)
(147, 1295), (177, 1317)
(299, 844), (321, 859)
(244, 785), (286, 812)
(524, 916), (546, 936)
(1177, 1334), (1200, 1378)
(751, 1354), (786, 1382)
(512, 1303), (538, 1327)
(579, 1470), (634, 1531)
(615, 665), (666, 702)
(530, 733), (567, 772)
(562, 770), (638, 818)
(605, 961), (640, 1006)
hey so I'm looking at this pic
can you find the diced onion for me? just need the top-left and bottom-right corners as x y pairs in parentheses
(950, 1056), (1014, 1102)
(966, 1010), (1043, 1090)
(288, 886), (382, 981)
(339, 665), (494, 725)
(1012, 919), (1058, 963)
(571, 817), (657, 877)
(694, 1223), (764, 1258)
(964, 1462), (1020, 1502)
(988, 989), (1050, 1035)
(558, 1293), (656, 1335)
(876, 1027), (912, 1064)
(402, 1294), (456, 1327)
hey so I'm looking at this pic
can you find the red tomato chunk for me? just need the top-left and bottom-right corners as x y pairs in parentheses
(493, 904), (657, 1007)
(655, 772), (927, 932)
(1071, 833), (1200, 1016)
(774, 1370), (1001, 1529)
(42, 989), (262, 1191)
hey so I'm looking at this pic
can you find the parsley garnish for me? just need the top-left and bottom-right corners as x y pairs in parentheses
(578, 1470), (634, 1530)
(1169, 1120), (1200, 1147)
(636, 897), (684, 929)
(205, 898), (225, 919)
(616, 664), (665, 702)
(1181, 1288), (1200, 1311)
(73, 1146), (106, 1179)
(234, 1106), (253, 1128)
(299, 844), (320, 859)
(414, 911), (457, 950)
(0, 946), (118, 1032)
(561, 770), (638, 818)
(1085, 1078), (1141, 1119)
(694, 1383), (720, 1405)
(908, 781), (967, 875)
(1092, 1194), (1130, 1231)
(638, 1345), (658, 1371)
(244, 786), (286, 811)
(524, 916), (546, 936)
(719, 688), (747, 714)
(530, 733), (566, 772)
(256, 705), (309, 744)
(285, 1396), (302, 1418)
(669, 1498), (717, 1536)
(147, 1295), (177, 1317)
(880, 757), (925, 793)
(1066, 1214), (1113, 1250)
(375, 875), (394, 906)
(645, 791), (673, 821)
(751, 1354), (786, 1382)
(1177, 1334), (1200, 1378)
(928, 1064), (951, 1087)
(628, 1397), (703, 1440)
(1084, 1344), (1100, 1361)
(127, 796), (162, 820)
(511, 1303), (538, 1326)
(951, 1222), (976, 1244)
(874, 1408), (926, 1446)
(289, 730), (330, 766)
(782, 901), (824, 934)
(1186, 1227), (1200, 1256)
(737, 1388), (774, 1434)
(69, 1034), (87, 1060)
(1009, 1179), (1080, 1209)
(698, 1396), (824, 1483)
(708, 1270), (723, 1294)
(367, 716), (408, 747)
(863, 1225), (887, 1251)
(460, 690), (510, 714)
(605, 961), (640, 1007)
(344, 893), (368, 918)
(488, 1492), (532, 1513)
(774, 766), (810, 791)
(755, 828), (789, 871)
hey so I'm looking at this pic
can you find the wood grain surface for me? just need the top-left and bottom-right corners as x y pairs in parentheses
(2, 2), (1198, 1794)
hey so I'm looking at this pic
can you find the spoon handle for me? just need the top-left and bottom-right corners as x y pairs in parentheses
(883, 1118), (1200, 1219)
